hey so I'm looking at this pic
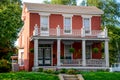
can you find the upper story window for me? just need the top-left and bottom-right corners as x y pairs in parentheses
(41, 16), (49, 31)
(82, 15), (92, 35)
(64, 17), (72, 34)
(63, 14), (73, 34)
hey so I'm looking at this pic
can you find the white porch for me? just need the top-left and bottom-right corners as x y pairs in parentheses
(32, 25), (109, 70)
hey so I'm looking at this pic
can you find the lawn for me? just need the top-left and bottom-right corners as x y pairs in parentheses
(0, 72), (59, 80)
(0, 71), (120, 80)
(81, 72), (120, 80)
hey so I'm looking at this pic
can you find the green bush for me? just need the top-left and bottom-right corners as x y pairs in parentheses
(66, 69), (77, 74)
(59, 68), (67, 73)
(0, 59), (11, 73)
(38, 68), (43, 72)
(43, 69), (54, 74)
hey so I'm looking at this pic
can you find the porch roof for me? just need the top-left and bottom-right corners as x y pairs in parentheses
(23, 2), (104, 15)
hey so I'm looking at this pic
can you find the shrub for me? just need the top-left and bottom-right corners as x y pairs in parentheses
(52, 71), (59, 75)
(38, 68), (43, 72)
(0, 59), (11, 73)
(43, 69), (54, 74)
(59, 68), (67, 73)
(66, 69), (77, 74)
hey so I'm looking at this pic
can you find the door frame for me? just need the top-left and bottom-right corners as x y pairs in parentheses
(38, 46), (52, 66)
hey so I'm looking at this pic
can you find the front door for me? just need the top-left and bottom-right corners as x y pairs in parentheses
(38, 47), (51, 66)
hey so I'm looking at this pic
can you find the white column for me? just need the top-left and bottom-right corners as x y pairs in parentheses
(56, 25), (60, 36)
(82, 40), (86, 66)
(34, 39), (38, 67)
(57, 39), (61, 66)
(105, 40), (109, 67)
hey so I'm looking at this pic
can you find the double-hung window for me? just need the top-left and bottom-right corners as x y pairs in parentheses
(64, 17), (72, 34)
(64, 45), (72, 59)
(82, 15), (92, 35)
(83, 18), (91, 34)
(41, 16), (48, 31)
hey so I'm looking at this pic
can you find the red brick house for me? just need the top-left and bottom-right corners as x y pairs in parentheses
(17, 2), (109, 71)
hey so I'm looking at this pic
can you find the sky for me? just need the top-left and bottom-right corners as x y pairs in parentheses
(22, 0), (83, 5)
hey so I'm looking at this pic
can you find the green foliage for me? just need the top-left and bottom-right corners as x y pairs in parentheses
(0, 72), (59, 80)
(66, 69), (77, 74)
(0, 59), (11, 73)
(69, 48), (75, 53)
(82, 72), (120, 80)
(30, 48), (34, 53)
(38, 68), (43, 72)
(93, 47), (99, 53)
(59, 68), (67, 73)
(87, 0), (120, 26)
(44, 0), (77, 5)
(0, 0), (22, 59)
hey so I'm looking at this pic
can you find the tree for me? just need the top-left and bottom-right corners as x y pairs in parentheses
(0, 0), (22, 59)
(44, 0), (77, 5)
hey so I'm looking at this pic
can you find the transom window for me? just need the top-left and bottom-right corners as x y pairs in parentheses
(64, 17), (72, 34)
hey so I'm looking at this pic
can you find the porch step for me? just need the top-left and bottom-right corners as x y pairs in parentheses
(59, 74), (84, 80)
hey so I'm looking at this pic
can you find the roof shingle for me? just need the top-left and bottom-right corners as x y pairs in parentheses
(24, 2), (104, 15)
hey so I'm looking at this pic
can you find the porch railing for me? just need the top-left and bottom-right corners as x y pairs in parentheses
(60, 59), (106, 67)
(33, 24), (108, 38)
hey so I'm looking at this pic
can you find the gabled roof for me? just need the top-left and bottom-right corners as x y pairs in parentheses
(23, 2), (104, 15)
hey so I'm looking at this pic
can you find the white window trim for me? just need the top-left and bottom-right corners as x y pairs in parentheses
(82, 15), (92, 35)
(40, 14), (50, 36)
(63, 14), (73, 34)
(64, 44), (73, 59)
(18, 49), (24, 66)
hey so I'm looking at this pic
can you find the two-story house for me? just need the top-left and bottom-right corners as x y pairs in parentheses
(17, 2), (109, 71)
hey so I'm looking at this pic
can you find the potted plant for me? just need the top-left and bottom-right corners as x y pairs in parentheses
(60, 56), (64, 59)
(93, 47), (99, 53)
(30, 48), (34, 53)
(69, 48), (75, 53)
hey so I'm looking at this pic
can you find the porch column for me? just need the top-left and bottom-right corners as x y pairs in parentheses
(105, 40), (109, 67)
(34, 39), (38, 67)
(57, 39), (61, 66)
(82, 40), (86, 66)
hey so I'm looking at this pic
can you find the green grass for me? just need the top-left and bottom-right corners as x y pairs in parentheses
(81, 72), (120, 80)
(0, 72), (59, 80)
(0, 71), (120, 80)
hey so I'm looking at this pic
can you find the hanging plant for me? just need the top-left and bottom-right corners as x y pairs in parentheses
(30, 48), (34, 53)
(93, 47), (99, 53)
(69, 48), (75, 53)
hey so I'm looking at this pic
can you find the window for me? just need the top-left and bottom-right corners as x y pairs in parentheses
(86, 45), (92, 59)
(20, 52), (24, 66)
(64, 45), (72, 59)
(83, 18), (91, 34)
(64, 17), (72, 33)
(41, 16), (48, 31)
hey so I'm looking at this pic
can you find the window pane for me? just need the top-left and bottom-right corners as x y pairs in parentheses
(64, 17), (71, 33)
(21, 52), (24, 65)
(41, 16), (48, 27)
(65, 17), (71, 28)
(84, 18), (90, 28)
(64, 45), (72, 59)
